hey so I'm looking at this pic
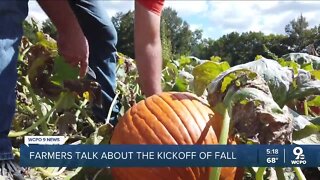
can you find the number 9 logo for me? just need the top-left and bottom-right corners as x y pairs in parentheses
(293, 147), (304, 160)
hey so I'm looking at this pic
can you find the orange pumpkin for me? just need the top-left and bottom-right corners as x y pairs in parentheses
(111, 92), (239, 180)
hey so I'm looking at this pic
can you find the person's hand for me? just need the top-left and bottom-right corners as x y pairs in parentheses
(57, 30), (89, 78)
(36, 0), (89, 78)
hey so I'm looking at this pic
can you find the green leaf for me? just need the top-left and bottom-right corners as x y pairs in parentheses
(288, 77), (320, 102)
(50, 56), (79, 86)
(56, 112), (77, 135)
(210, 56), (221, 62)
(117, 55), (125, 66)
(36, 31), (57, 51)
(179, 56), (191, 67)
(85, 124), (113, 145)
(288, 108), (320, 141)
(192, 61), (230, 96)
(163, 62), (178, 81)
(224, 86), (292, 144)
(307, 96), (320, 107)
(301, 63), (314, 71)
(166, 62), (178, 73)
(293, 123), (319, 140)
(97, 124), (113, 143)
(27, 56), (47, 80)
(207, 66), (293, 144)
(55, 92), (76, 111)
(263, 45), (279, 60)
(172, 77), (188, 92)
(281, 53), (320, 75)
(293, 133), (320, 145)
(255, 55), (264, 61)
(310, 70), (320, 80)
(208, 59), (293, 107)
(221, 72), (237, 93)
(278, 58), (300, 74)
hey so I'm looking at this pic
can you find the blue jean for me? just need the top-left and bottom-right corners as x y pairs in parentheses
(0, 0), (119, 160)
(69, 0), (120, 125)
(0, 0), (29, 160)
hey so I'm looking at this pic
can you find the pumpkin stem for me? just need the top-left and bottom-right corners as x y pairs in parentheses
(255, 167), (267, 180)
(209, 108), (230, 180)
(275, 167), (286, 180)
(294, 167), (307, 180)
(217, 109), (231, 144)
(303, 100), (308, 116)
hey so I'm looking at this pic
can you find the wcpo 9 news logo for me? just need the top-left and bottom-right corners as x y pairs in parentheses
(291, 147), (306, 165)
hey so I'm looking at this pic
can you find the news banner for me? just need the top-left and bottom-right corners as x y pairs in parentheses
(20, 136), (320, 167)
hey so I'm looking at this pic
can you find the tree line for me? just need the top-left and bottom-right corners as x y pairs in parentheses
(24, 8), (320, 66)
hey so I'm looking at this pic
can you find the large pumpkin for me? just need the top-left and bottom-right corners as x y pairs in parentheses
(111, 92), (237, 180)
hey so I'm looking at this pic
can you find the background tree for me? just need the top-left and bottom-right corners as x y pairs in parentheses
(23, 10), (320, 68)
(23, 18), (40, 44)
(191, 31), (292, 66)
(111, 7), (204, 61)
(160, 18), (173, 67)
(42, 19), (57, 40)
(161, 7), (194, 57)
(285, 14), (316, 52)
(112, 11), (134, 58)
(264, 34), (290, 57)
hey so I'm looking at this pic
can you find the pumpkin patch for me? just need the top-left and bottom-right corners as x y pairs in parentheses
(111, 92), (237, 180)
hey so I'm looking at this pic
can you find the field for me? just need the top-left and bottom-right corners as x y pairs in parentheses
(8, 26), (320, 180)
